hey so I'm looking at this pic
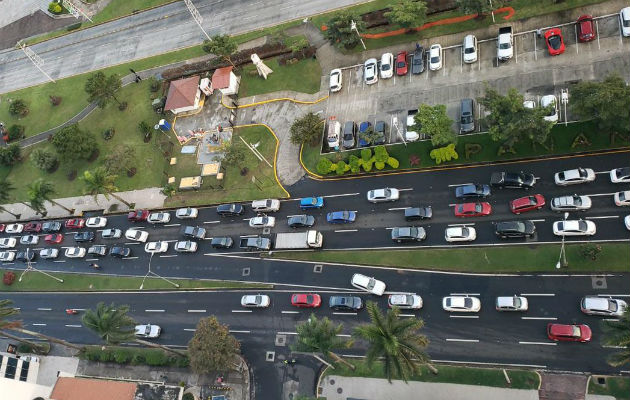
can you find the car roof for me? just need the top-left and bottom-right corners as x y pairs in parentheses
(448, 297), (466, 307)
(352, 274), (370, 286)
(549, 324), (578, 336)
(389, 294), (411, 304)
(583, 297), (610, 310)
(496, 296), (516, 307)
(512, 196), (535, 207)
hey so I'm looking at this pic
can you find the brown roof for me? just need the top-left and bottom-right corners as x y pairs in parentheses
(211, 66), (233, 89)
(51, 377), (137, 400)
(164, 75), (200, 111)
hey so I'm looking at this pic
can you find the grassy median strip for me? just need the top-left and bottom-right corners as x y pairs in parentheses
(0, 269), (270, 291)
(324, 359), (540, 390)
(588, 376), (630, 400)
(271, 243), (630, 273)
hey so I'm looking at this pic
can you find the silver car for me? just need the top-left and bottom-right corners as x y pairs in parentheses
(135, 324), (161, 338)
(550, 195), (591, 212)
(363, 58), (378, 85)
(581, 296), (627, 317)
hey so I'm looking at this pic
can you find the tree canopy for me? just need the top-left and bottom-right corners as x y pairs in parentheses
(84, 72), (122, 108)
(202, 34), (238, 66)
(415, 104), (457, 146)
(188, 316), (240, 373)
(570, 74), (630, 134)
(293, 314), (352, 364)
(290, 112), (325, 145)
(600, 307), (630, 367)
(385, 0), (428, 29)
(456, 0), (504, 15)
(324, 11), (365, 49)
(51, 124), (97, 161)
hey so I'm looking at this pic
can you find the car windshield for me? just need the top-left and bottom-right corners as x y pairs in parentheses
(464, 298), (472, 308)
(607, 300), (618, 312)
(513, 298), (522, 308)
(397, 61), (405, 68)
(577, 221), (588, 231)
(413, 58), (422, 64)
(548, 35), (562, 49)
(430, 55), (439, 63)
(381, 63), (390, 71)
(461, 115), (473, 124)
(570, 326), (581, 337)
(499, 42), (510, 49)
(464, 47), (475, 54)
(623, 16), (630, 27)
(460, 228), (469, 236)
(366, 278), (375, 290)
(475, 204), (482, 212)
(573, 197), (583, 205)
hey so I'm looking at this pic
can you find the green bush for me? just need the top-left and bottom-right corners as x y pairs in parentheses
(131, 353), (146, 365)
(0, 144), (22, 166)
(360, 148), (372, 162)
(67, 22), (81, 31)
(176, 357), (190, 368)
(48, 2), (62, 14)
(17, 343), (32, 353)
(145, 349), (169, 366)
(386, 157), (399, 168)
(182, 393), (195, 400)
(348, 155), (360, 174)
(82, 347), (101, 361)
(8, 99), (29, 117)
(430, 143), (459, 165)
(114, 349), (131, 364)
(316, 157), (333, 175)
(99, 350), (114, 362)
(373, 145), (389, 163)
(362, 158), (373, 172)
(464, 143), (482, 159)
(7, 125), (25, 141)
(374, 161), (385, 170)
(30, 149), (58, 172)
(335, 160), (347, 176)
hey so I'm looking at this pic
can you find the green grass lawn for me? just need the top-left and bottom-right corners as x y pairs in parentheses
(271, 243), (630, 273)
(589, 376), (630, 400)
(164, 125), (288, 207)
(0, 268), (271, 291)
(238, 56), (322, 98)
(325, 360), (540, 390)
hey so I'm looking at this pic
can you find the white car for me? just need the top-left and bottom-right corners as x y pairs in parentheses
(20, 235), (39, 245)
(147, 212), (171, 224)
(523, 99), (536, 109)
(614, 190), (630, 206)
(367, 188), (400, 203)
(39, 248), (59, 259)
(610, 167), (630, 183)
(550, 195), (592, 212)
(380, 53), (394, 79)
(554, 168), (595, 186)
(125, 228), (148, 243)
(0, 238), (17, 249)
(388, 294), (423, 309)
(540, 95), (558, 123)
(405, 109), (419, 142)
(329, 68), (342, 92)
(5, 224), (23, 234)
(581, 296), (627, 317)
(65, 247), (86, 258)
(241, 294), (271, 308)
(553, 219), (596, 236)
(251, 199), (280, 213)
(174, 240), (197, 253)
(135, 324), (161, 338)
(444, 226), (476, 242)
(442, 296), (481, 312)
(175, 207), (198, 219)
(495, 296), (528, 311)
(625, 215), (630, 230)
(428, 44), (442, 70)
(621, 7), (630, 37)
(144, 241), (168, 254)
(351, 273), (386, 296)
(101, 228), (122, 239)
(249, 216), (275, 228)
(0, 251), (15, 262)
(462, 34), (478, 63)
(85, 217), (107, 228)
(363, 58), (378, 85)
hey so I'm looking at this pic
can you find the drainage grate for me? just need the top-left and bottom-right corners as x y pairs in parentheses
(265, 351), (275, 362)
(275, 334), (286, 347)
(262, 227), (271, 235)
(313, 264), (323, 273)
(591, 275), (607, 289)
(242, 267), (250, 277)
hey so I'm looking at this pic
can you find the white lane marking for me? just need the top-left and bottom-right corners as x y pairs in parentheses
(594, 171), (610, 174)
(31, 323), (46, 326)
(204, 221), (220, 224)
(519, 341), (557, 346)
(281, 310), (299, 314)
(164, 240), (178, 243)
(64, 324), (82, 328)
(447, 223), (475, 227)
(449, 315), (479, 318)
(240, 234), (258, 238)
(598, 294), (630, 297)
(323, 192), (360, 199)
(602, 345), (625, 349)
(125, 242), (141, 246)
(388, 207), (411, 211)
(398, 188), (413, 192)
(432, 358), (547, 368)
(277, 331), (298, 335)
(53, 260), (66, 263)
(187, 310), (206, 313)
(229, 330), (251, 334)
(126, 256), (139, 260)
(445, 338), (479, 343)
(450, 293), (481, 296)
(232, 310), (252, 313)
(144, 309), (165, 312)
(336, 334), (352, 337)
(184, 328), (196, 332)
(385, 227), (394, 230)
(520, 293), (555, 296)
(448, 204), (456, 207)
(529, 219), (546, 222)
(521, 317), (557, 320)
(164, 223), (180, 227)
(334, 229), (358, 233)
(159, 255), (178, 258)
(448, 183), (473, 187)
(587, 192), (619, 197)
(586, 215), (619, 220)
(85, 258), (98, 261)
(37, 308), (52, 311)
(333, 312), (358, 316)
(399, 314), (416, 317)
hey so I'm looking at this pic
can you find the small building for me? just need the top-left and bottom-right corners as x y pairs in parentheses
(211, 66), (240, 96)
(164, 75), (202, 115)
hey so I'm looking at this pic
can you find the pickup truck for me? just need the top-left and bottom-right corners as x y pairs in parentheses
(497, 27), (513, 61)
(274, 230), (323, 250)
(239, 236), (272, 251)
(490, 172), (536, 189)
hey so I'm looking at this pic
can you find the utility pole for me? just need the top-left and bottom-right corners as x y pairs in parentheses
(555, 212), (569, 269)
(19, 44), (55, 83)
(350, 20), (367, 50)
(61, 0), (93, 22)
(184, 0), (212, 41)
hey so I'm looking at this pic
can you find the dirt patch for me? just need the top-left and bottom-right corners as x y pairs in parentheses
(0, 11), (75, 51)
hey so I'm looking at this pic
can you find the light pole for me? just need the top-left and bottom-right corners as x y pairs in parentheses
(18, 248), (64, 283)
(350, 20), (367, 50)
(139, 251), (180, 290)
(184, 0), (212, 41)
(556, 212), (569, 269)
(489, 0), (495, 23)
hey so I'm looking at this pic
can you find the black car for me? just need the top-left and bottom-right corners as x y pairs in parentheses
(74, 231), (95, 242)
(374, 120), (387, 145)
(87, 245), (108, 256)
(329, 296), (363, 311)
(210, 237), (234, 249)
(181, 225), (206, 239)
(495, 220), (536, 239)
(404, 206), (432, 221)
(411, 46), (425, 74)
(455, 184), (491, 199)
(490, 172), (536, 189)
(41, 221), (62, 233)
(110, 246), (132, 258)
(288, 215), (315, 228)
(216, 204), (244, 217)
(391, 227), (426, 243)
(16, 250), (36, 262)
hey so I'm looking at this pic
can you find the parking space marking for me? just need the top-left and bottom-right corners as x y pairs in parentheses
(521, 317), (557, 320)
(334, 229), (358, 233)
(519, 341), (557, 346)
(596, 20), (601, 50)
(446, 338), (479, 343)
(586, 215), (619, 220)
(575, 25), (579, 54)
(388, 207), (410, 211)
(232, 310), (252, 313)
(229, 330), (251, 334)
(281, 310), (300, 314)
(449, 315), (479, 319)
(533, 32), (538, 60)
(332, 312), (358, 316)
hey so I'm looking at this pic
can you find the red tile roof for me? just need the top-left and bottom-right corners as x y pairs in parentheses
(164, 75), (200, 111)
(50, 377), (137, 400)
(211, 66), (233, 89)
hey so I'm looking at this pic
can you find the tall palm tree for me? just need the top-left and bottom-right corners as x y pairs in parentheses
(293, 314), (355, 369)
(82, 302), (186, 357)
(601, 307), (630, 367)
(0, 180), (21, 219)
(353, 301), (436, 383)
(80, 167), (133, 208)
(27, 179), (74, 214)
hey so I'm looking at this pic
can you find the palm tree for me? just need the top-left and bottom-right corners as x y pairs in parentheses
(82, 302), (186, 357)
(26, 179), (74, 214)
(80, 167), (133, 208)
(0, 180), (21, 219)
(353, 301), (435, 383)
(601, 307), (630, 367)
(293, 314), (355, 369)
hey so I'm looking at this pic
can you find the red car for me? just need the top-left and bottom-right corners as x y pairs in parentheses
(509, 194), (546, 214)
(576, 15), (596, 42)
(291, 293), (322, 308)
(547, 323), (592, 342)
(395, 51), (408, 76)
(454, 202), (492, 217)
(45, 234), (64, 244)
(65, 218), (85, 229)
(0, 224), (5, 233)
(128, 210), (149, 222)
(24, 222), (42, 233)
(544, 28), (565, 56)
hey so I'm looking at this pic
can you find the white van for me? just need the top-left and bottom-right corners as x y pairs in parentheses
(251, 199), (280, 213)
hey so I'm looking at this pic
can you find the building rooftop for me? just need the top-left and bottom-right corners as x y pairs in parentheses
(211, 66), (233, 89)
(164, 75), (200, 111)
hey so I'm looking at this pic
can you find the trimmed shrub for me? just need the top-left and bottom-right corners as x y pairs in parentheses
(316, 157), (333, 175)
(0, 144), (21, 166)
(348, 155), (360, 174)
(67, 22), (81, 31)
(118, 101), (128, 111)
(386, 157), (399, 168)
(7, 125), (25, 141)
(49, 95), (62, 106)
(360, 148), (372, 162)
(114, 349), (132, 364)
(3, 271), (16, 286)
(145, 349), (169, 366)
(18, 343), (33, 353)
(464, 143), (481, 159)
(374, 161), (385, 170)
(176, 357), (190, 368)
(373, 145), (389, 163)
(30, 149), (58, 172)
(8, 99), (29, 117)
(102, 128), (115, 140)
(580, 243), (602, 260)
(131, 353), (146, 365)
(335, 160), (347, 176)
(430, 143), (458, 165)
(362, 158), (373, 172)
(182, 393), (195, 400)
(48, 2), (62, 14)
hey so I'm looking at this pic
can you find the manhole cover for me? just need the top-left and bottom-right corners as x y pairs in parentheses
(242, 267), (250, 277)
(275, 334), (286, 347)
(313, 264), (323, 273)
(591, 276), (607, 289)
(329, 379), (335, 385)
(263, 227), (271, 235)
(337, 388), (343, 394)
(265, 351), (275, 362)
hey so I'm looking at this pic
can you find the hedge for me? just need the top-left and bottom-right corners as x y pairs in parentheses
(316, 146), (399, 176)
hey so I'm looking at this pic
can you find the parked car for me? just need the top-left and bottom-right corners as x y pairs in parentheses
(300, 197), (324, 210)
(444, 226), (476, 242)
(327, 211), (356, 224)
(358, 121), (372, 147)
(411, 46), (424, 74)
(329, 296), (363, 311)
(510, 194), (546, 214)
(110, 246), (132, 258)
(135, 324), (161, 338)
(16, 250), (36, 262)
(576, 15), (596, 42)
(388, 294), (423, 309)
(351, 273), (386, 296)
(87, 245), (108, 257)
(363, 58), (378, 85)
(0, 238), (17, 249)
(85, 217), (107, 228)
(455, 184), (490, 199)
(288, 215), (315, 228)
(127, 210), (149, 222)
(144, 241), (168, 254)
(125, 228), (149, 242)
(614, 190), (630, 206)
(625, 215), (630, 230)
(249, 216), (275, 228)
(454, 202), (491, 217)
(540, 95), (558, 123)
(64, 247), (86, 258)
(367, 188), (399, 203)
(44, 234), (63, 244)
(181, 225), (206, 239)
(459, 98), (475, 133)
(405, 109), (420, 142)
(428, 44), (442, 70)
(442, 296), (481, 312)
(373, 120), (387, 145)
(404, 206), (432, 221)
(554, 168), (595, 186)
(41, 221), (62, 233)
(0, 225), (5, 233)
(580, 296), (627, 316)
(621, 7), (630, 37)
(462, 34), (478, 63)
(210, 237), (233, 249)
(20, 235), (39, 245)
(147, 212), (171, 224)
(342, 121), (357, 149)
(174, 240), (198, 253)
(65, 218), (85, 229)
(329, 68), (343, 92)
(380, 53), (394, 79)
(610, 167), (630, 183)
(495, 220), (536, 239)
(391, 227), (426, 243)
(395, 51), (408, 75)
(217, 203), (244, 216)
(496, 295), (528, 311)
(544, 28), (565, 55)
(550, 195), (591, 212)
(0, 251), (15, 262)
(175, 207), (198, 219)
(547, 323), (591, 342)
(241, 294), (270, 308)
(23, 222), (42, 233)
(553, 219), (596, 236)
(74, 231), (95, 243)
(5, 224), (23, 234)
(523, 99), (536, 109)
(251, 199), (280, 213)
(291, 293), (322, 308)
(101, 228), (122, 239)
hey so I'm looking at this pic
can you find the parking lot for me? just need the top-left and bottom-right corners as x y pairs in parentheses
(320, 12), (630, 153)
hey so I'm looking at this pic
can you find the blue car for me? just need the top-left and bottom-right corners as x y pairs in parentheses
(358, 121), (372, 147)
(455, 184), (491, 199)
(300, 197), (324, 210)
(327, 211), (356, 224)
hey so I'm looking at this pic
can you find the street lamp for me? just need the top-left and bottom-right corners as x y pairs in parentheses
(139, 252), (180, 290)
(556, 212), (569, 269)
(18, 248), (64, 283)
(350, 20), (367, 50)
